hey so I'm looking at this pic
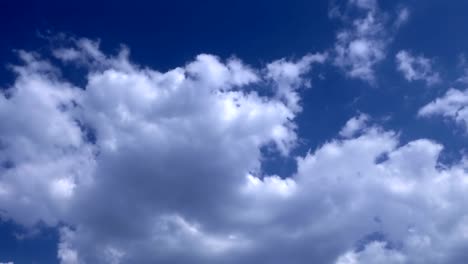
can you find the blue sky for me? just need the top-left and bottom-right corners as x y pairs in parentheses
(1, 0), (468, 263)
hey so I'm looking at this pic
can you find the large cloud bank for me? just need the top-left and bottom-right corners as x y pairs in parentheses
(2, 2), (468, 263)
(1, 37), (468, 264)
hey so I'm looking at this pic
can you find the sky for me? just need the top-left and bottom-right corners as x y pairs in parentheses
(1, 0), (468, 263)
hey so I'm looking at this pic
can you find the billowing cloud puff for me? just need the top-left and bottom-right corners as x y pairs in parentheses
(0, 50), (94, 226)
(2, 38), (468, 264)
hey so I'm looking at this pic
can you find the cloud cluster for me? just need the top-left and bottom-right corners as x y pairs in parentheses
(332, 0), (408, 83)
(396, 50), (441, 85)
(0, 39), (318, 263)
(1, 36), (468, 264)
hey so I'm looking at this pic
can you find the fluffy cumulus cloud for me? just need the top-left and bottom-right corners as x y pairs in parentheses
(2, 36), (468, 264)
(419, 88), (468, 131)
(0, 50), (94, 227)
(396, 50), (441, 85)
(339, 113), (369, 138)
(0, 38), (318, 263)
(332, 0), (409, 83)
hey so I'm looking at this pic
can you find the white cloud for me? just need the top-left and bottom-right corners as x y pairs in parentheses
(419, 88), (468, 131)
(58, 228), (80, 264)
(335, 242), (406, 264)
(396, 50), (441, 85)
(2, 39), (468, 264)
(266, 53), (327, 112)
(339, 113), (369, 138)
(456, 70), (468, 84)
(332, 0), (407, 83)
(0, 51), (94, 226)
(395, 7), (410, 28)
(1, 39), (319, 263)
(455, 54), (468, 84)
(186, 54), (260, 88)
